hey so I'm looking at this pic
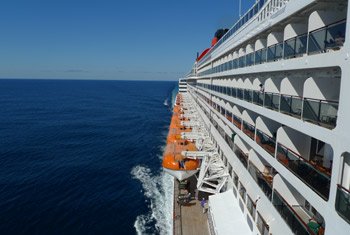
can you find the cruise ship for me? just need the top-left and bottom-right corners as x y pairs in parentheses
(163, 0), (350, 234)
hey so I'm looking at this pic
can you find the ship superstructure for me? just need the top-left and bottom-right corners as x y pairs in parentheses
(171, 0), (350, 234)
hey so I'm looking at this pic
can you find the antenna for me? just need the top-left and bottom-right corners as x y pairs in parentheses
(239, 0), (242, 17)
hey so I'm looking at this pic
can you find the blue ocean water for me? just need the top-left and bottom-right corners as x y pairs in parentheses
(0, 79), (176, 235)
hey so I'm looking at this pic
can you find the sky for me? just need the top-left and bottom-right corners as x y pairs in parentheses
(0, 0), (256, 80)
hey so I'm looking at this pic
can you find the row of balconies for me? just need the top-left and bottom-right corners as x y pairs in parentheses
(197, 83), (339, 129)
(198, 18), (346, 76)
(191, 90), (327, 235)
(197, 0), (286, 67)
(194, 89), (332, 201)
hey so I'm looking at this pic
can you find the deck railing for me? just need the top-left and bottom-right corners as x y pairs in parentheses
(335, 184), (350, 224)
(276, 143), (331, 200)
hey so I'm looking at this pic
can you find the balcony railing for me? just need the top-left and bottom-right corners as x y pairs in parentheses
(264, 92), (280, 111)
(273, 190), (320, 235)
(232, 115), (242, 129)
(244, 89), (253, 102)
(308, 20), (346, 55)
(247, 195), (256, 219)
(284, 34), (307, 59)
(197, 19), (346, 75)
(248, 162), (273, 200)
(254, 48), (267, 64)
(267, 42), (284, 62)
(280, 95), (302, 118)
(335, 185), (350, 224)
(203, 85), (338, 129)
(246, 52), (255, 66)
(234, 145), (249, 168)
(243, 121), (255, 140)
(276, 143), (331, 200)
(237, 88), (244, 100)
(302, 98), (338, 128)
(256, 129), (276, 156)
(253, 91), (264, 106)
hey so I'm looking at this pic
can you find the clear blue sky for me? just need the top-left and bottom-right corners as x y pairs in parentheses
(0, 0), (256, 80)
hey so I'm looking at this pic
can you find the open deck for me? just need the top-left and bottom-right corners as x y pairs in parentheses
(173, 176), (210, 235)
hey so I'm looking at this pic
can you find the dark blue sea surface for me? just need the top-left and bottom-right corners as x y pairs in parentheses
(0, 79), (176, 235)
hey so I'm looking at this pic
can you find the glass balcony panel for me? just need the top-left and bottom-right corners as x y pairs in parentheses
(256, 129), (276, 156)
(248, 163), (273, 200)
(246, 53), (254, 66)
(272, 93), (280, 110)
(244, 89), (253, 102)
(319, 101), (338, 128)
(239, 57), (246, 68)
(335, 185), (350, 224)
(275, 42), (283, 60)
(237, 89), (244, 100)
(255, 50), (262, 64)
(284, 38), (296, 58)
(264, 93), (273, 109)
(231, 88), (237, 97)
(233, 115), (242, 129)
(308, 28), (327, 54)
(243, 121), (255, 140)
(267, 46), (276, 62)
(234, 146), (248, 168)
(276, 144), (330, 200)
(261, 48), (267, 63)
(280, 95), (302, 117)
(253, 91), (264, 106)
(325, 21), (346, 50)
(295, 34), (307, 56)
(232, 59), (238, 69)
(273, 191), (313, 235)
(303, 98), (338, 128)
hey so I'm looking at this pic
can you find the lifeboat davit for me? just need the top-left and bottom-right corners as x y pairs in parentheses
(162, 154), (200, 181)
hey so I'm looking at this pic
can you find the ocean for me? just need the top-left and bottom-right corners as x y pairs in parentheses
(0, 79), (176, 235)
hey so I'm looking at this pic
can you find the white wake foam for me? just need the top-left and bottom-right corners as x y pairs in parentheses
(131, 164), (174, 235)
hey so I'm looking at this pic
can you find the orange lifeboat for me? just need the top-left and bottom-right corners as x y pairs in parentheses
(162, 154), (200, 181)
(162, 93), (201, 180)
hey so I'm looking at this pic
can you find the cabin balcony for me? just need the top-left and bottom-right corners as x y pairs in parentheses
(308, 20), (346, 55)
(264, 92), (280, 111)
(276, 127), (333, 200)
(256, 129), (276, 156)
(280, 95), (303, 118)
(243, 121), (255, 140)
(248, 160), (275, 200)
(335, 185), (350, 224)
(335, 152), (350, 224)
(276, 143), (331, 200)
(273, 175), (325, 235)
(252, 90), (264, 106)
(272, 190), (324, 235)
(234, 144), (249, 169)
(302, 98), (338, 129)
